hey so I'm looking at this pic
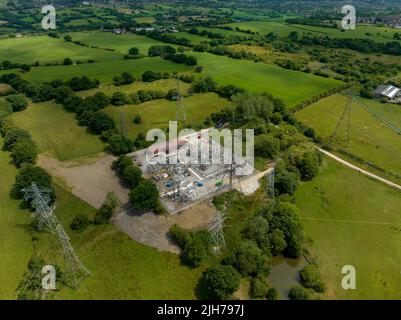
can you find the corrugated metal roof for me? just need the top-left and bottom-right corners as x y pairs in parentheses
(374, 85), (401, 99)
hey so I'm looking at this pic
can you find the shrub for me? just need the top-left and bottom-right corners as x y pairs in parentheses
(199, 265), (241, 300)
(169, 224), (192, 249)
(111, 92), (129, 106)
(11, 139), (37, 167)
(242, 215), (271, 254)
(275, 169), (299, 195)
(122, 165), (143, 188)
(133, 115), (141, 124)
(288, 284), (310, 300)
(299, 264), (325, 293)
(63, 58), (73, 65)
(3, 128), (31, 151)
(106, 134), (133, 156)
(142, 70), (162, 82)
(269, 228), (287, 256)
(88, 112), (116, 134)
(70, 214), (91, 231)
(6, 95), (28, 112)
(223, 240), (270, 277)
(129, 179), (159, 211)
(11, 164), (54, 200)
(250, 275), (270, 298)
(94, 192), (120, 225)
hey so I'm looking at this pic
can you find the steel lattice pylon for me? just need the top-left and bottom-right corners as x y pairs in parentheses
(175, 80), (187, 123)
(22, 182), (58, 233)
(22, 182), (91, 290)
(208, 211), (227, 253)
(266, 167), (275, 199)
(56, 225), (91, 289)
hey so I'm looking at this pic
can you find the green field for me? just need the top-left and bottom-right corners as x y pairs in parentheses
(104, 92), (231, 139)
(224, 21), (401, 42)
(295, 94), (401, 183)
(0, 137), (34, 300)
(0, 36), (122, 64)
(296, 158), (401, 299)
(167, 32), (207, 44)
(70, 31), (180, 55)
(10, 101), (105, 161)
(77, 79), (191, 98)
(134, 16), (156, 24)
(192, 52), (342, 107)
(22, 58), (192, 84)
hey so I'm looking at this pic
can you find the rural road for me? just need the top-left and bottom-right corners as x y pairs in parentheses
(316, 147), (401, 192)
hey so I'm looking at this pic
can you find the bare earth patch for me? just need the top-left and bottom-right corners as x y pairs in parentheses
(38, 154), (129, 209)
(38, 154), (217, 253)
(113, 201), (217, 254)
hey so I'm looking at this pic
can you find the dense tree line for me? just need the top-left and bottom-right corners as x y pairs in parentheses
(299, 35), (401, 56)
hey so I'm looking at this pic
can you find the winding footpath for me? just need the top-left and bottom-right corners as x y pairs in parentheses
(316, 147), (401, 192)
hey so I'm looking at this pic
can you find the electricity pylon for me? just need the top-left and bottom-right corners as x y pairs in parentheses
(266, 166), (275, 199)
(175, 80), (187, 123)
(22, 182), (91, 290)
(209, 211), (227, 253)
(330, 94), (353, 146)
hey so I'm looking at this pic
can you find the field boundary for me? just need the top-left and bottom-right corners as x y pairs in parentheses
(316, 146), (401, 192)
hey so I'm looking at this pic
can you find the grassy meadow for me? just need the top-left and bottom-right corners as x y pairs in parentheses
(192, 52), (342, 107)
(0, 137), (34, 300)
(104, 92), (231, 139)
(22, 58), (192, 84)
(69, 31), (181, 55)
(295, 94), (401, 183)
(296, 158), (401, 299)
(0, 36), (122, 64)
(77, 79), (191, 98)
(10, 101), (105, 161)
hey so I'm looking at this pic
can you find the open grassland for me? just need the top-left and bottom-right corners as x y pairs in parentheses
(295, 94), (401, 183)
(10, 101), (105, 161)
(49, 184), (203, 300)
(167, 32), (207, 44)
(78, 79), (191, 98)
(134, 16), (156, 24)
(0, 36), (122, 64)
(359, 97), (401, 130)
(192, 52), (342, 107)
(104, 92), (231, 139)
(22, 58), (192, 84)
(296, 158), (401, 299)
(0, 138), (33, 300)
(70, 31), (180, 55)
(224, 21), (401, 42)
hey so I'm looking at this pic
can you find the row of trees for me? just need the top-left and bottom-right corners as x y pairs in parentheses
(0, 98), (37, 168)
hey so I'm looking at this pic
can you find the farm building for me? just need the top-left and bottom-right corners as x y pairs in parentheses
(373, 85), (401, 100)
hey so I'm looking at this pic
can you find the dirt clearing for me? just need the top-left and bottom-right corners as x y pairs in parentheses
(38, 154), (129, 209)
